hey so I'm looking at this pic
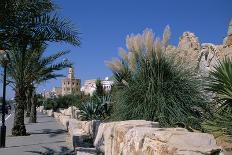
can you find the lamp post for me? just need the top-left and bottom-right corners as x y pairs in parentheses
(0, 51), (9, 148)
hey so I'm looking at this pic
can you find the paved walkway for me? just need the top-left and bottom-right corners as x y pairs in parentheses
(0, 112), (74, 155)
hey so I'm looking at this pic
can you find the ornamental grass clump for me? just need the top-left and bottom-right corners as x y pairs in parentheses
(106, 26), (207, 129)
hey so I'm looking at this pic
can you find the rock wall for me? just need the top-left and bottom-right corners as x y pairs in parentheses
(39, 106), (221, 155)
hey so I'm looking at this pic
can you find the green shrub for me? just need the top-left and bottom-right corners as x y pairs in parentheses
(106, 27), (207, 129)
(43, 94), (90, 111)
(203, 57), (232, 142)
(43, 98), (57, 110)
(79, 95), (112, 121)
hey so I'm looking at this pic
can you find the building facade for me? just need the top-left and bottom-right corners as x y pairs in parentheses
(61, 67), (81, 95)
(81, 77), (114, 96)
(43, 87), (62, 98)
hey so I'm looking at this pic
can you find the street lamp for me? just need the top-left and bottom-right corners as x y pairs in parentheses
(0, 50), (9, 148)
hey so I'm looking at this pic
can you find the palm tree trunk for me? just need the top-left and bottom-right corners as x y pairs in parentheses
(12, 85), (27, 136)
(25, 86), (32, 117)
(29, 88), (37, 123)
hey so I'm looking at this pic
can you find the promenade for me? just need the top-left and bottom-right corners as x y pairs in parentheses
(0, 112), (74, 155)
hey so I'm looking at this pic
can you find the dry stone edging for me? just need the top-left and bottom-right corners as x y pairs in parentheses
(38, 106), (222, 155)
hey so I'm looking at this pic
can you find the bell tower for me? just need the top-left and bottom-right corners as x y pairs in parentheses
(68, 67), (74, 79)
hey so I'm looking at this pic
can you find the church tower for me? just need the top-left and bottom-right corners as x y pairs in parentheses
(68, 67), (75, 79)
(61, 67), (81, 96)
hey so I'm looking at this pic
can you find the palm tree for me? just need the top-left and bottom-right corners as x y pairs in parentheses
(0, 0), (80, 136)
(27, 45), (72, 123)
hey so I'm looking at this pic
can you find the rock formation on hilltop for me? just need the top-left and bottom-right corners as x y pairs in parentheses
(178, 31), (200, 51)
(166, 21), (232, 77)
(224, 19), (232, 47)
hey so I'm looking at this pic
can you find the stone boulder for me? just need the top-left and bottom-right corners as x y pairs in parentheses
(74, 109), (81, 119)
(37, 106), (44, 112)
(67, 119), (93, 150)
(47, 109), (54, 117)
(121, 127), (221, 155)
(42, 109), (47, 115)
(53, 112), (61, 119)
(93, 120), (159, 154)
(59, 115), (70, 130)
(64, 107), (73, 116)
(89, 120), (101, 140)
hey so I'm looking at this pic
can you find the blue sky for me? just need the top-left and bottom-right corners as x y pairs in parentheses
(2, 0), (232, 99)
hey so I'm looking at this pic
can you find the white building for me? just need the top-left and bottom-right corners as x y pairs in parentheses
(81, 77), (114, 96)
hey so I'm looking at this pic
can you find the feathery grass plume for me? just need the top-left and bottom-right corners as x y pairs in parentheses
(133, 34), (144, 56)
(162, 25), (171, 50)
(142, 28), (155, 58)
(118, 47), (129, 63)
(155, 38), (162, 63)
(126, 34), (143, 56)
(126, 34), (135, 52)
(128, 52), (137, 73)
(105, 58), (125, 73)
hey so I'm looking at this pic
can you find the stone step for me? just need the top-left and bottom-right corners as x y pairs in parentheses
(76, 147), (101, 155)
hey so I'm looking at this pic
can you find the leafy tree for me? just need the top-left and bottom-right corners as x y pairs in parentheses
(106, 27), (207, 129)
(95, 79), (104, 97)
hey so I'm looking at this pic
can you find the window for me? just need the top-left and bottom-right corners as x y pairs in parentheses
(73, 82), (75, 85)
(68, 82), (69, 85)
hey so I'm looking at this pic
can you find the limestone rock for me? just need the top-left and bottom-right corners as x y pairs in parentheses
(167, 32), (201, 69)
(37, 106), (44, 112)
(224, 20), (232, 47)
(198, 43), (232, 78)
(67, 119), (94, 149)
(122, 127), (221, 155)
(47, 109), (54, 117)
(89, 120), (101, 140)
(198, 43), (219, 77)
(178, 32), (200, 50)
(93, 120), (159, 154)
(42, 109), (47, 115)
(54, 112), (61, 119)
(64, 107), (73, 116)
(59, 115), (70, 130)
(76, 147), (98, 155)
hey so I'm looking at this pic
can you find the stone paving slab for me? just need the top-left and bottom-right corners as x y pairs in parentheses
(0, 112), (74, 155)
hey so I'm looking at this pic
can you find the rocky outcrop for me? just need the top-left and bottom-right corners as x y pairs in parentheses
(224, 20), (232, 47)
(198, 43), (219, 77)
(166, 32), (201, 69)
(178, 31), (200, 50)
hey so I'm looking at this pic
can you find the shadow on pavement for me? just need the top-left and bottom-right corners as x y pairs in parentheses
(29, 129), (67, 138)
(5, 140), (66, 149)
(26, 146), (75, 155)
